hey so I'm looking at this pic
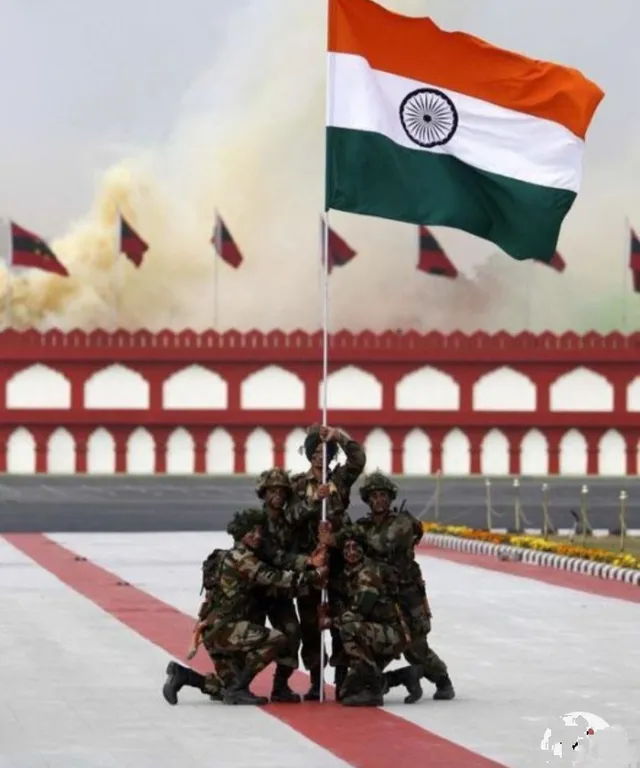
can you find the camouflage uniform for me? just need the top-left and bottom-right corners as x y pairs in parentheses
(162, 509), (320, 706)
(290, 425), (366, 699)
(332, 534), (420, 707)
(350, 472), (455, 700)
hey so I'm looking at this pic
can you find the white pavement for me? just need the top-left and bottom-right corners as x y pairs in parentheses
(3, 531), (640, 767)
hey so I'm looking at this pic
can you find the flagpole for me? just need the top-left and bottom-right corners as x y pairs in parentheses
(213, 209), (221, 329)
(113, 210), (120, 332)
(623, 216), (629, 333)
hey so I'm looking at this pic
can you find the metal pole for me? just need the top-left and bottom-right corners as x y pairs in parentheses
(580, 484), (589, 547)
(513, 477), (521, 533)
(434, 469), (441, 522)
(485, 478), (492, 531)
(542, 482), (550, 539)
(619, 490), (628, 553)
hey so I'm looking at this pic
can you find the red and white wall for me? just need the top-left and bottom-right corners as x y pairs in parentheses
(1, 328), (639, 476)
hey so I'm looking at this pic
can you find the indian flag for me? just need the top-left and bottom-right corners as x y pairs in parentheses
(325, 0), (604, 263)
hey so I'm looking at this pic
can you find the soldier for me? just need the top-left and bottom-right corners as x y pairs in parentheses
(321, 471), (455, 700)
(319, 532), (421, 707)
(162, 509), (325, 706)
(290, 424), (367, 700)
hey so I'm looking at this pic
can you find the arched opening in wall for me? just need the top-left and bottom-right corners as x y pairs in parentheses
(47, 428), (75, 474)
(520, 430), (549, 475)
(166, 428), (195, 474)
(627, 377), (640, 411)
(6, 364), (71, 409)
(364, 429), (392, 474)
(241, 366), (305, 409)
(441, 429), (470, 475)
(402, 429), (431, 475)
(322, 366), (382, 410)
(472, 367), (536, 411)
(127, 428), (155, 474)
(550, 368), (614, 412)
(163, 366), (228, 409)
(284, 428), (307, 473)
(245, 429), (274, 474)
(206, 429), (234, 474)
(597, 430), (625, 476)
(480, 429), (509, 476)
(395, 367), (459, 411)
(87, 428), (116, 474)
(559, 430), (587, 475)
(6, 428), (36, 474)
(85, 364), (150, 409)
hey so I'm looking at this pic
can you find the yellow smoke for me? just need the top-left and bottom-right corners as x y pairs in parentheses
(2, 0), (638, 334)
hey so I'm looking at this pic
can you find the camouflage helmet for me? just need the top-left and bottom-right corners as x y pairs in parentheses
(303, 423), (338, 462)
(359, 471), (398, 504)
(256, 468), (292, 500)
(226, 508), (266, 541)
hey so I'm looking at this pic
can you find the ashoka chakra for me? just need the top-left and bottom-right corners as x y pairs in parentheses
(399, 88), (458, 148)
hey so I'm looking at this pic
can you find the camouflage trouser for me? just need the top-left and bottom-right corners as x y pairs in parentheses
(253, 597), (301, 669)
(202, 620), (287, 677)
(337, 617), (404, 694)
(297, 588), (346, 670)
(399, 584), (448, 682)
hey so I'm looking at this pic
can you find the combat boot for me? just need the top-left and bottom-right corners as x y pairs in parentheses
(303, 666), (323, 701)
(223, 670), (269, 706)
(433, 673), (455, 700)
(271, 666), (301, 703)
(342, 669), (384, 707)
(162, 661), (206, 705)
(383, 665), (423, 704)
(334, 665), (348, 701)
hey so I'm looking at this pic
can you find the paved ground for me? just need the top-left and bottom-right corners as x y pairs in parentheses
(0, 475), (638, 532)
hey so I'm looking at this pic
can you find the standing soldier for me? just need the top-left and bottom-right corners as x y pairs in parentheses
(290, 424), (366, 700)
(321, 471), (455, 700)
(162, 509), (325, 706)
(319, 532), (421, 707)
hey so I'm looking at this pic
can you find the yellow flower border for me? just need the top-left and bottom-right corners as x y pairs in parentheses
(422, 522), (640, 571)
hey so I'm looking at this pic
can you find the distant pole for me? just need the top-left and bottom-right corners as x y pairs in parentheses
(541, 482), (550, 539)
(434, 469), (442, 522)
(619, 489), (628, 552)
(580, 484), (590, 546)
(485, 478), (492, 531)
(513, 477), (522, 533)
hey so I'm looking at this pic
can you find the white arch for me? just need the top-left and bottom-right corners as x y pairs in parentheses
(597, 429), (625, 476)
(85, 364), (150, 409)
(284, 428), (308, 473)
(520, 429), (549, 475)
(47, 428), (75, 474)
(206, 428), (234, 474)
(473, 367), (536, 411)
(163, 366), (227, 409)
(402, 429), (431, 475)
(626, 377), (640, 411)
(559, 429), (588, 475)
(245, 428), (274, 474)
(550, 368), (613, 412)
(322, 366), (382, 410)
(441, 429), (470, 475)
(364, 429), (392, 474)
(395, 367), (459, 410)
(241, 366), (304, 409)
(86, 428), (115, 474)
(126, 428), (155, 474)
(6, 428), (36, 474)
(6, 364), (71, 409)
(480, 429), (509, 475)
(166, 428), (195, 474)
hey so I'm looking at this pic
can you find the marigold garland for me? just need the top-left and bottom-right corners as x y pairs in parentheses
(422, 522), (640, 571)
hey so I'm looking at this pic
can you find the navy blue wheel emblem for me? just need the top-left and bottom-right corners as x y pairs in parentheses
(399, 88), (458, 148)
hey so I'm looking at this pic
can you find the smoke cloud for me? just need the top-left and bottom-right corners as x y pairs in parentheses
(0, 0), (637, 334)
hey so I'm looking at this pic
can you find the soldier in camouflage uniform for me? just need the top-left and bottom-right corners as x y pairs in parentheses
(290, 424), (367, 700)
(162, 509), (325, 706)
(320, 471), (454, 700)
(320, 532), (421, 707)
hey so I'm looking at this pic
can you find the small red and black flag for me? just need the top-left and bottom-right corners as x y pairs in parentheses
(322, 222), (356, 273)
(9, 221), (69, 276)
(629, 228), (640, 292)
(212, 213), (243, 268)
(417, 226), (457, 278)
(120, 215), (148, 267)
(537, 251), (566, 272)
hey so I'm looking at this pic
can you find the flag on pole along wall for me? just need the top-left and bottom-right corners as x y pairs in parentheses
(322, 221), (356, 273)
(9, 221), (69, 276)
(212, 214), (243, 268)
(120, 215), (148, 267)
(629, 228), (640, 292)
(325, 0), (604, 264)
(417, 226), (457, 277)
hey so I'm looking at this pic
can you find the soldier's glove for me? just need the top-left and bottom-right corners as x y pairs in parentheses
(318, 521), (335, 547)
(318, 616), (332, 630)
(317, 602), (332, 629)
(315, 565), (329, 587)
(307, 545), (327, 568)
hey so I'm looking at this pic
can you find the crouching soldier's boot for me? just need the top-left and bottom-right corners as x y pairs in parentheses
(271, 666), (301, 703)
(433, 673), (455, 700)
(223, 669), (269, 706)
(334, 665), (349, 701)
(303, 666), (323, 701)
(162, 661), (207, 705)
(342, 667), (384, 707)
(383, 665), (423, 704)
